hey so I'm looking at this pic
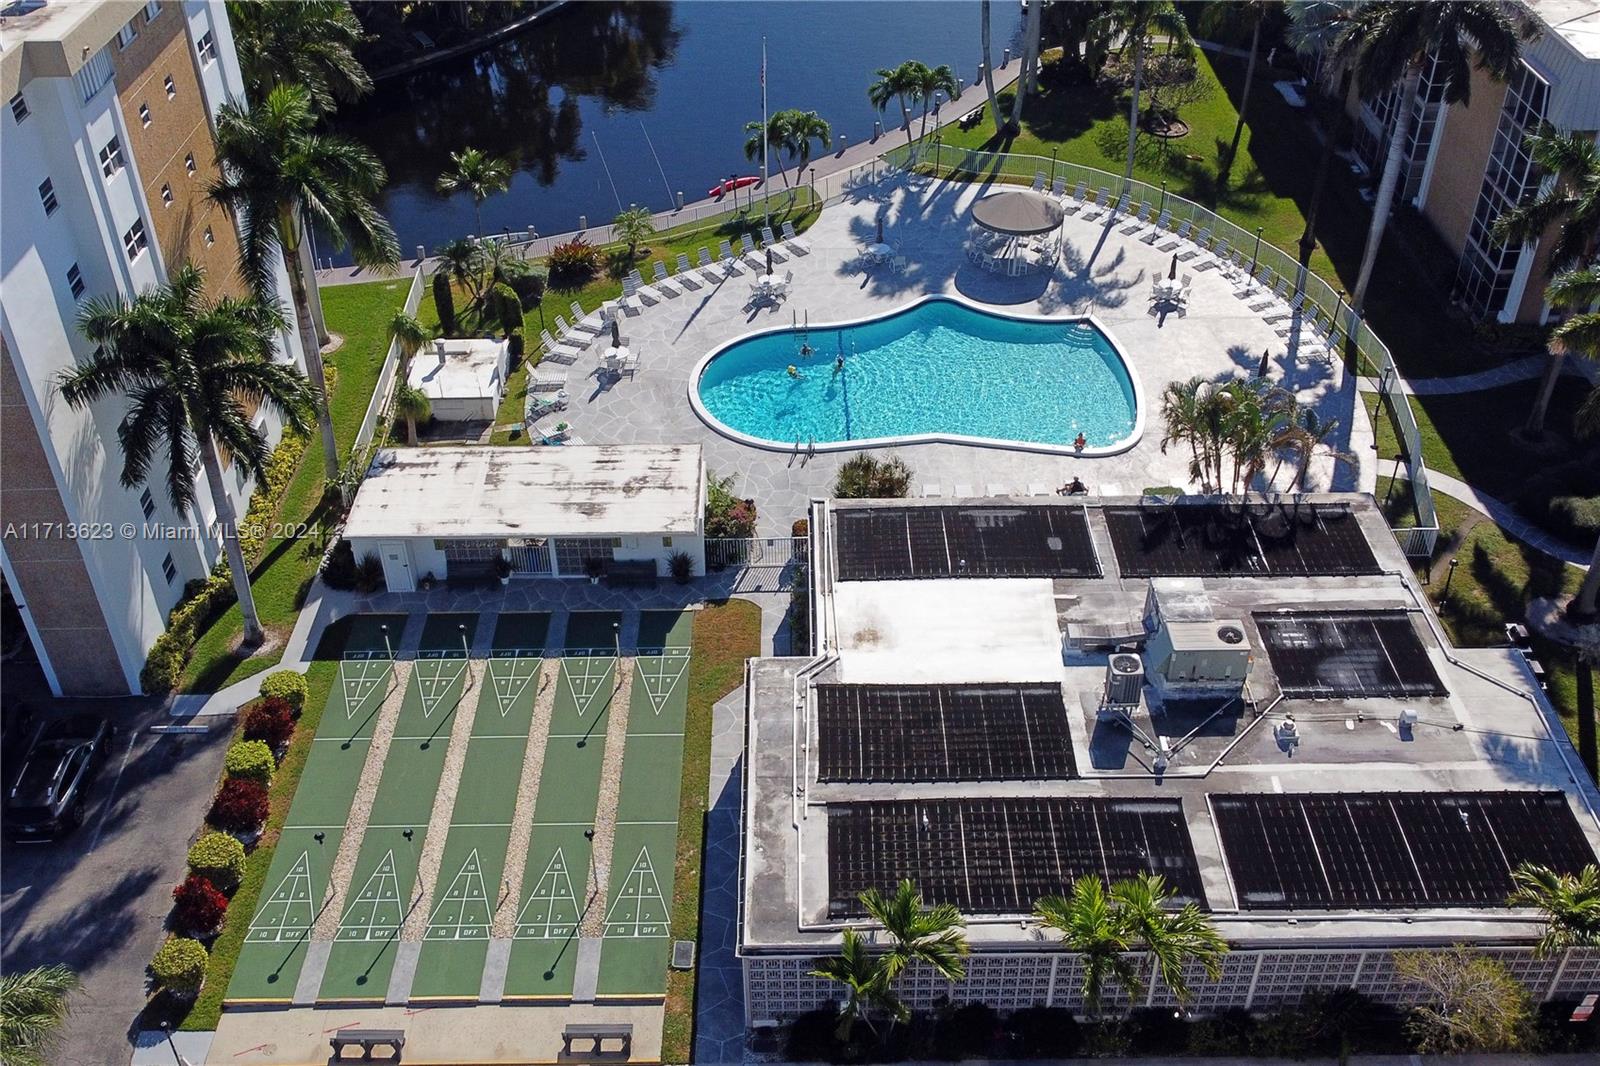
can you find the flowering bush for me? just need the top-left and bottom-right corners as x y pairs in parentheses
(242, 699), (295, 751)
(172, 874), (229, 936)
(547, 235), (602, 289)
(187, 831), (246, 890)
(705, 473), (757, 539)
(224, 740), (275, 784)
(207, 777), (270, 835)
(150, 937), (208, 995)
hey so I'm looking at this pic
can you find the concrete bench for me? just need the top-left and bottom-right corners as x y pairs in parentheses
(329, 1028), (405, 1061)
(604, 560), (657, 588)
(561, 1023), (633, 1060)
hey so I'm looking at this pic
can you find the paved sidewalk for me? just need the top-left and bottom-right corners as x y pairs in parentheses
(1359, 354), (1596, 396)
(1396, 469), (1590, 568)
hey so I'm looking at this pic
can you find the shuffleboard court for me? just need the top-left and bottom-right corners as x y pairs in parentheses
(565, 610), (623, 655)
(227, 828), (343, 1001)
(503, 652), (616, 1000)
(493, 611), (552, 654)
(596, 613), (691, 999)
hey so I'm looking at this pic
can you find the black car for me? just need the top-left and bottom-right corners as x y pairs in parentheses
(4, 715), (114, 841)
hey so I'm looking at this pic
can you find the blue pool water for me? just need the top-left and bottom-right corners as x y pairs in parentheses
(694, 299), (1140, 450)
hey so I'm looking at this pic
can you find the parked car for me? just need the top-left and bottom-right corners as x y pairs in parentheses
(4, 714), (114, 841)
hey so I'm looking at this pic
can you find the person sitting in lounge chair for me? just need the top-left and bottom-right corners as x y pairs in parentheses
(1057, 476), (1088, 496)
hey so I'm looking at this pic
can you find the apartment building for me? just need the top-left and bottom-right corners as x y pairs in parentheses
(1, 0), (305, 696)
(1340, 0), (1600, 324)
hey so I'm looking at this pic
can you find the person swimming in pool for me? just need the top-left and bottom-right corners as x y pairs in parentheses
(787, 364), (799, 377)
(1073, 431), (1087, 452)
(834, 354), (844, 372)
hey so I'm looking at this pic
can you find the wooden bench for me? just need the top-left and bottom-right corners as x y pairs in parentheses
(604, 560), (657, 588)
(561, 1023), (632, 1060)
(329, 1028), (405, 1061)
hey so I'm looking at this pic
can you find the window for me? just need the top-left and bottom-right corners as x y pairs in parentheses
(139, 103), (151, 127)
(161, 553), (177, 585)
(196, 30), (216, 66)
(123, 219), (148, 262)
(38, 178), (58, 216)
(184, 153), (196, 176)
(164, 75), (176, 100)
(661, 536), (673, 547)
(555, 537), (619, 576)
(203, 226), (214, 247)
(144, 1), (161, 21)
(98, 135), (124, 179)
(117, 19), (137, 48)
(9, 92), (28, 123)
(140, 488), (156, 520)
(160, 183), (173, 207)
(67, 263), (85, 299)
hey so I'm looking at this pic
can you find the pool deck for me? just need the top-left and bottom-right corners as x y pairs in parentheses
(538, 172), (1371, 533)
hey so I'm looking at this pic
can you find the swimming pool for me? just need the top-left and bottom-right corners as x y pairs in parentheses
(690, 296), (1143, 454)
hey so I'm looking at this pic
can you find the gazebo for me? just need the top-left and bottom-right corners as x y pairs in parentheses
(967, 189), (1064, 276)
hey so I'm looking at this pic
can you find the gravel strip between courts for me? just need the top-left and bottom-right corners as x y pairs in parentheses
(580, 658), (634, 938)
(491, 657), (560, 939)
(313, 661), (412, 941)
(401, 658), (486, 942)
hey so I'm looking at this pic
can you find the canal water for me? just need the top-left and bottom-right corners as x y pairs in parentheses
(327, 0), (1021, 259)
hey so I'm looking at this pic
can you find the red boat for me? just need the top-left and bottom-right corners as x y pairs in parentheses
(709, 175), (761, 199)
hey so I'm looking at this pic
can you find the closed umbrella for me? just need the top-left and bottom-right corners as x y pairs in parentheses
(1257, 347), (1271, 378)
(766, 247), (773, 275)
(1169, 253), (1178, 280)
(611, 319), (621, 349)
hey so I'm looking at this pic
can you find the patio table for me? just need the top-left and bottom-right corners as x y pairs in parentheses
(865, 242), (896, 263)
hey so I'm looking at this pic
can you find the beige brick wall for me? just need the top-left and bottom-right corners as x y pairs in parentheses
(1420, 65), (1506, 255)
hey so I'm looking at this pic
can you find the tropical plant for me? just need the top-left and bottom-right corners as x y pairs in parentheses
(1199, 1), (1273, 182)
(1325, 1), (1532, 316)
(172, 873), (230, 935)
(1391, 946), (1532, 1053)
(547, 236), (603, 290)
(910, 64), (960, 141)
(1035, 873), (1226, 1015)
(59, 265), (313, 645)
(258, 669), (308, 709)
(1508, 862), (1600, 955)
(210, 82), (400, 481)
(782, 110), (833, 186)
(149, 937), (209, 996)
(980, 0), (1002, 133)
(859, 879), (968, 982)
(810, 929), (902, 1042)
(612, 205), (655, 262)
(1107, 1), (1190, 181)
(227, 0), (371, 114)
(387, 310), (429, 381)
(1008, 0), (1044, 133)
(1287, 0), (1356, 270)
(436, 238), (486, 303)
(1545, 267), (1600, 619)
(744, 113), (789, 186)
(432, 270), (457, 336)
(833, 454), (913, 499)
(436, 146), (513, 239)
(868, 61), (924, 146)
(0, 965), (79, 1066)
(392, 383), (431, 447)
(1269, 397), (1349, 492)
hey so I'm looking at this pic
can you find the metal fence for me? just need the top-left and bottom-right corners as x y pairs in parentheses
(883, 141), (1440, 558)
(706, 536), (809, 572)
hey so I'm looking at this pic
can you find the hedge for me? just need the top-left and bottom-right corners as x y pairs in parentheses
(257, 670), (308, 710)
(186, 831), (247, 890)
(150, 937), (209, 995)
(223, 740), (275, 784)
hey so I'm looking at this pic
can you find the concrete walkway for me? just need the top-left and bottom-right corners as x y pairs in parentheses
(1359, 354), (1596, 396)
(1397, 468), (1590, 568)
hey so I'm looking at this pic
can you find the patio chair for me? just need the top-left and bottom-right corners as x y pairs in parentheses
(1121, 202), (1152, 234)
(1083, 187), (1112, 221)
(570, 301), (603, 333)
(922, 483), (943, 498)
(539, 329), (582, 364)
(627, 269), (664, 305)
(738, 232), (762, 266)
(555, 315), (590, 348)
(672, 254), (702, 290)
(528, 364), (567, 391)
(1144, 210), (1171, 243)
(695, 247), (722, 283)
(652, 260), (684, 298)
(890, 255), (909, 274)
(1051, 176), (1067, 197)
(1063, 180), (1088, 213)
(760, 225), (791, 262)
(781, 221), (812, 255)
(1032, 171), (1047, 191)
(717, 240), (746, 276)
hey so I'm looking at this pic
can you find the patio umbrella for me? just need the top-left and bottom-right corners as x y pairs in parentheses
(766, 248), (773, 275)
(1169, 253), (1178, 280)
(1258, 347), (1271, 378)
(611, 319), (621, 349)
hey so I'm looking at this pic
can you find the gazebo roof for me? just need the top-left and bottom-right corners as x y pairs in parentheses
(971, 189), (1064, 236)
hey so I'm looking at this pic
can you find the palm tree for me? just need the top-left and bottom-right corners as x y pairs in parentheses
(436, 147), (513, 240)
(1273, 403), (1347, 492)
(1035, 874), (1226, 1016)
(227, 0), (371, 114)
(612, 205), (655, 264)
(1287, 0), (1356, 273)
(980, 0), (1002, 134)
(1108, 1), (1190, 182)
(869, 62), (923, 147)
(782, 111), (833, 188)
(435, 238), (487, 306)
(1327, 1), (1531, 317)
(209, 82), (400, 482)
(1158, 376), (1207, 488)
(1508, 863), (1600, 956)
(1, 965), (79, 1066)
(1200, 1), (1272, 183)
(744, 112), (792, 187)
(810, 929), (903, 1042)
(59, 266), (313, 644)
(858, 879), (969, 983)
(392, 383), (431, 447)
(1544, 266), (1600, 620)
(387, 310), (429, 380)
(1491, 128), (1600, 436)
(1007, 0), (1044, 133)
(910, 64), (960, 142)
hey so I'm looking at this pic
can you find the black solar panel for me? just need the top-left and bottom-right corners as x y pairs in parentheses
(816, 684), (1077, 783)
(1255, 610), (1446, 699)
(1213, 792), (1596, 910)
(834, 505), (1100, 581)
(1104, 502), (1380, 578)
(827, 798), (1206, 917)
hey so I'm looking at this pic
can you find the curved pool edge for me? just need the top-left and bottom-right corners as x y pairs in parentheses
(686, 292), (1147, 458)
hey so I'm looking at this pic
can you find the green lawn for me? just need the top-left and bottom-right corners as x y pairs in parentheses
(179, 278), (412, 692)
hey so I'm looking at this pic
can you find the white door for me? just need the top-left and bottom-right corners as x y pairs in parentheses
(378, 541), (414, 593)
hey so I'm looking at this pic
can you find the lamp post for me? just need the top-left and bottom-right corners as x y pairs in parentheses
(1248, 226), (1264, 277)
(1159, 180), (1168, 214)
(459, 623), (472, 692)
(161, 1022), (184, 1066)
(1050, 146), (1058, 188)
(1442, 557), (1460, 607)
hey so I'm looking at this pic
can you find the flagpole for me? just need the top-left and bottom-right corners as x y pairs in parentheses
(761, 36), (769, 222)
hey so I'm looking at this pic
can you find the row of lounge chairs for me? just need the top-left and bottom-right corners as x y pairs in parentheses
(614, 223), (813, 313)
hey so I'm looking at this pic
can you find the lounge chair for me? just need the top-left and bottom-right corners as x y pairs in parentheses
(570, 301), (603, 333)
(738, 232), (762, 266)
(987, 484), (1009, 497)
(1032, 171), (1047, 191)
(922, 484), (943, 498)
(1051, 176), (1067, 197)
(651, 260), (684, 298)
(695, 247), (722, 283)
(781, 221), (812, 255)
(1063, 180), (1088, 213)
(760, 226), (791, 262)
(717, 240), (746, 276)
(538, 329), (582, 364)
(1144, 209), (1171, 243)
(528, 364), (568, 391)
(626, 269), (664, 305)
(555, 315), (589, 347)
(1082, 187), (1112, 220)
(953, 483), (973, 499)
(1121, 202), (1152, 234)
(618, 274), (643, 313)
(672, 254), (701, 290)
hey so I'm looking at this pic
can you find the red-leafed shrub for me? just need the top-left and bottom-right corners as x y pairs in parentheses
(547, 235), (602, 289)
(172, 873), (228, 935)
(207, 777), (270, 834)
(242, 697), (296, 751)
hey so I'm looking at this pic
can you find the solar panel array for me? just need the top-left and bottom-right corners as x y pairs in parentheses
(1255, 610), (1446, 699)
(1104, 502), (1380, 578)
(827, 798), (1205, 917)
(816, 684), (1076, 783)
(833, 505), (1100, 581)
(1213, 792), (1597, 910)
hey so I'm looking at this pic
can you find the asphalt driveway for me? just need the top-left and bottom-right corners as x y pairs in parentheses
(2, 669), (231, 1066)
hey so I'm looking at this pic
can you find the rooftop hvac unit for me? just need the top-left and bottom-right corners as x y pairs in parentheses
(1106, 653), (1144, 706)
(1147, 620), (1252, 685)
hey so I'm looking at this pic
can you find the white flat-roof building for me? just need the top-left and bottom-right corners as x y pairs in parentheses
(407, 337), (507, 423)
(342, 444), (706, 589)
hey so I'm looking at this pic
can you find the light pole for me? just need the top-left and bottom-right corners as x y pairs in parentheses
(459, 623), (472, 692)
(1159, 180), (1168, 214)
(1248, 226), (1264, 278)
(1050, 146), (1058, 188)
(1442, 557), (1460, 608)
(161, 1022), (184, 1066)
